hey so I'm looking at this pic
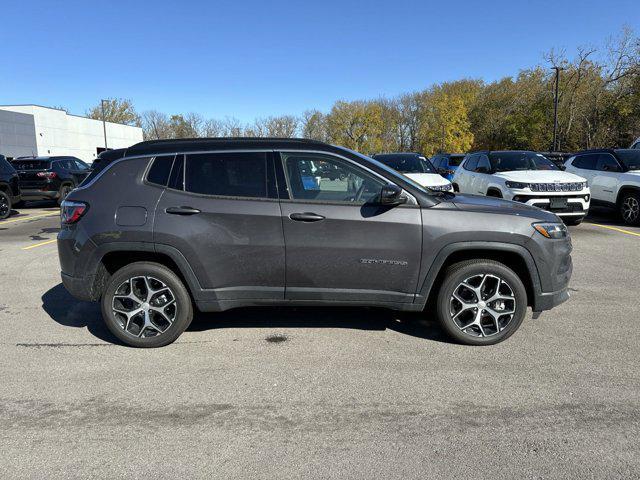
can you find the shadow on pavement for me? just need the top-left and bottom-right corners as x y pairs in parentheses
(189, 306), (453, 343)
(41, 283), (123, 344)
(585, 207), (638, 228)
(42, 283), (452, 345)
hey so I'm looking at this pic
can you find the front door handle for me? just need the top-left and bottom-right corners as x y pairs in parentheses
(289, 212), (325, 222)
(166, 206), (201, 215)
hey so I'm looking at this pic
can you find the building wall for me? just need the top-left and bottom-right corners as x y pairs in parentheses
(0, 109), (38, 158)
(0, 105), (143, 162)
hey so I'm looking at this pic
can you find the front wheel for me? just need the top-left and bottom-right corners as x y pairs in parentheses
(0, 191), (11, 220)
(101, 262), (193, 347)
(563, 217), (583, 226)
(436, 259), (528, 346)
(620, 192), (640, 225)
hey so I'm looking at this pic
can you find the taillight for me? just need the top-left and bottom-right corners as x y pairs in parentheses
(37, 171), (57, 179)
(61, 200), (88, 224)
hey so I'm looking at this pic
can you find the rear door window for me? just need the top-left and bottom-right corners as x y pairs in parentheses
(463, 154), (479, 171)
(184, 152), (268, 198)
(476, 154), (491, 173)
(573, 154), (598, 170)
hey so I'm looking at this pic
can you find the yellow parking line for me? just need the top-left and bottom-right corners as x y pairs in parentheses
(22, 238), (57, 250)
(1, 212), (59, 224)
(586, 223), (640, 238)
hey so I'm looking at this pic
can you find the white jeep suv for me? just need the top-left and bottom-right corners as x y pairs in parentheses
(564, 149), (640, 225)
(453, 151), (590, 225)
(372, 153), (453, 191)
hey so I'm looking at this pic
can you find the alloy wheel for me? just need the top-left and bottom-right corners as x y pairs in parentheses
(622, 196), (639, 224)
(112, 276), (177, 338)
(0, 195), (9, 218)
(449, 273), (516, 338)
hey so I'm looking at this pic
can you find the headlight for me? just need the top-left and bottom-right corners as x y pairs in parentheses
(532, 222), (568, 239)
(505, 181), (529, 189)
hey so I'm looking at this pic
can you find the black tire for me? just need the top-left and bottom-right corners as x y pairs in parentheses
(563, 217), (583, 226)
(619, 191), (640, 226)
(436, 259), (528, 346)
(101, 262), (193, 348)
(0, 191), (11, 220)
(57, 184), (73, 206)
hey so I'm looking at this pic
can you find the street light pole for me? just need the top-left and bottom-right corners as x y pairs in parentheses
(101, 99), (108, 150)
(551, 67), (562, 152)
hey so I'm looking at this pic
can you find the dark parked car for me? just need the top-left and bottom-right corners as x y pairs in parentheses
(58, 138), (572, 348)
(11, 156), (91, 205)
(430, 153), (466, 181)
(0, 154), (22, 219)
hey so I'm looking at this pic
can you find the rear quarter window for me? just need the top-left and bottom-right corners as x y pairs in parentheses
(146, 155), (175, 186)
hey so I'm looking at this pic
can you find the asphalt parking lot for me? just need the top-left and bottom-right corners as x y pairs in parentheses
(1, 204), (639, 479)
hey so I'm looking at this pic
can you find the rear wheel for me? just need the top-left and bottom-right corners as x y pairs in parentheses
(101, 262), (193, 348)
(620, 192), (640, 225)
(57, 184), (72, 206)
(436, 259), (528, 346)
(0, 191), (11, 220)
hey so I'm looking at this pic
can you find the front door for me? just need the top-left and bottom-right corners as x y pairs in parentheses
(154, 151), (285, 301)
(277, 151), (423, 304)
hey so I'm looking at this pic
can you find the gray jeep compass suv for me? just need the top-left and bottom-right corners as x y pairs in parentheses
(58, 138), (572, 347)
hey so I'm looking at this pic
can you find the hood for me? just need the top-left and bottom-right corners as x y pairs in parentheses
(404, 172), (451, 187)
(447, 193), (559, 222)
(494, 170), (587, 183)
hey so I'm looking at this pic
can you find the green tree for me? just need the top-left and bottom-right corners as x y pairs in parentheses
(86, 98), (140, 126)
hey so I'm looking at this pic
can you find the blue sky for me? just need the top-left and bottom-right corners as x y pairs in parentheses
(0, 0), (635, 122)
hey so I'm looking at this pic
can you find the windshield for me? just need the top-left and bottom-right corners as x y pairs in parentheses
(375, 155), (436, 174)
(339, 148), (430, 194)
(616, 150), (640, 171)
(489, 152), (559, 172)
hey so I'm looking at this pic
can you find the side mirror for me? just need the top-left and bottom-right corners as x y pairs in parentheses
(379, 183), (407, 206)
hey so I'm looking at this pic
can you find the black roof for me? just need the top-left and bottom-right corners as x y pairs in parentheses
(13, 155), (80, 161)
(372, 152), (424, 159)
(125, 137), (330, 156)
(432, 152), (465, 157)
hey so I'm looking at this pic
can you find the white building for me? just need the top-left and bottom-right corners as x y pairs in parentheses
(0, 104), (143, 163)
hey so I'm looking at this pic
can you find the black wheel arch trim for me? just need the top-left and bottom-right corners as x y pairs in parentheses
(616, 185), (640, 204)
(415, 241), (543, 307)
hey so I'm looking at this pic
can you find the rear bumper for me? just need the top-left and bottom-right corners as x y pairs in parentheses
(21, 189), (59, 200)
(61, 272), (98, 302)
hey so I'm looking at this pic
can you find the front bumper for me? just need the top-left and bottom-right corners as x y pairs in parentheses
(506, 188), (591, 217)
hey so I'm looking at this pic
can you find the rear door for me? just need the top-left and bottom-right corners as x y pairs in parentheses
(277, 150), (422, 304)
(69, 159), (91, 184)
(456, 154), (478, 193)
(472, 154), (492, 194)
(566, 154), (598, 199)
(593, 153), (623, 204)
(153, 151), (285, 301)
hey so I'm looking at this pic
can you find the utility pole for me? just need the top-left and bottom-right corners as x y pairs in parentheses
(101, 99), (108, 150)
(551, 67), (562, 152)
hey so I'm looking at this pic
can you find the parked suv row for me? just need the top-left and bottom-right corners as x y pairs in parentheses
(452, 151), (590, 225)
(58, 138), (572, 348)
(11, 156), (91, 205)
(565, 149), (640, 225)
(0, 154), (21, 219)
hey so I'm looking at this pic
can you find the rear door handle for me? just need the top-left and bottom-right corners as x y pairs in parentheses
(289, 212), (325, 222)
(166, 206), (201, 215)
